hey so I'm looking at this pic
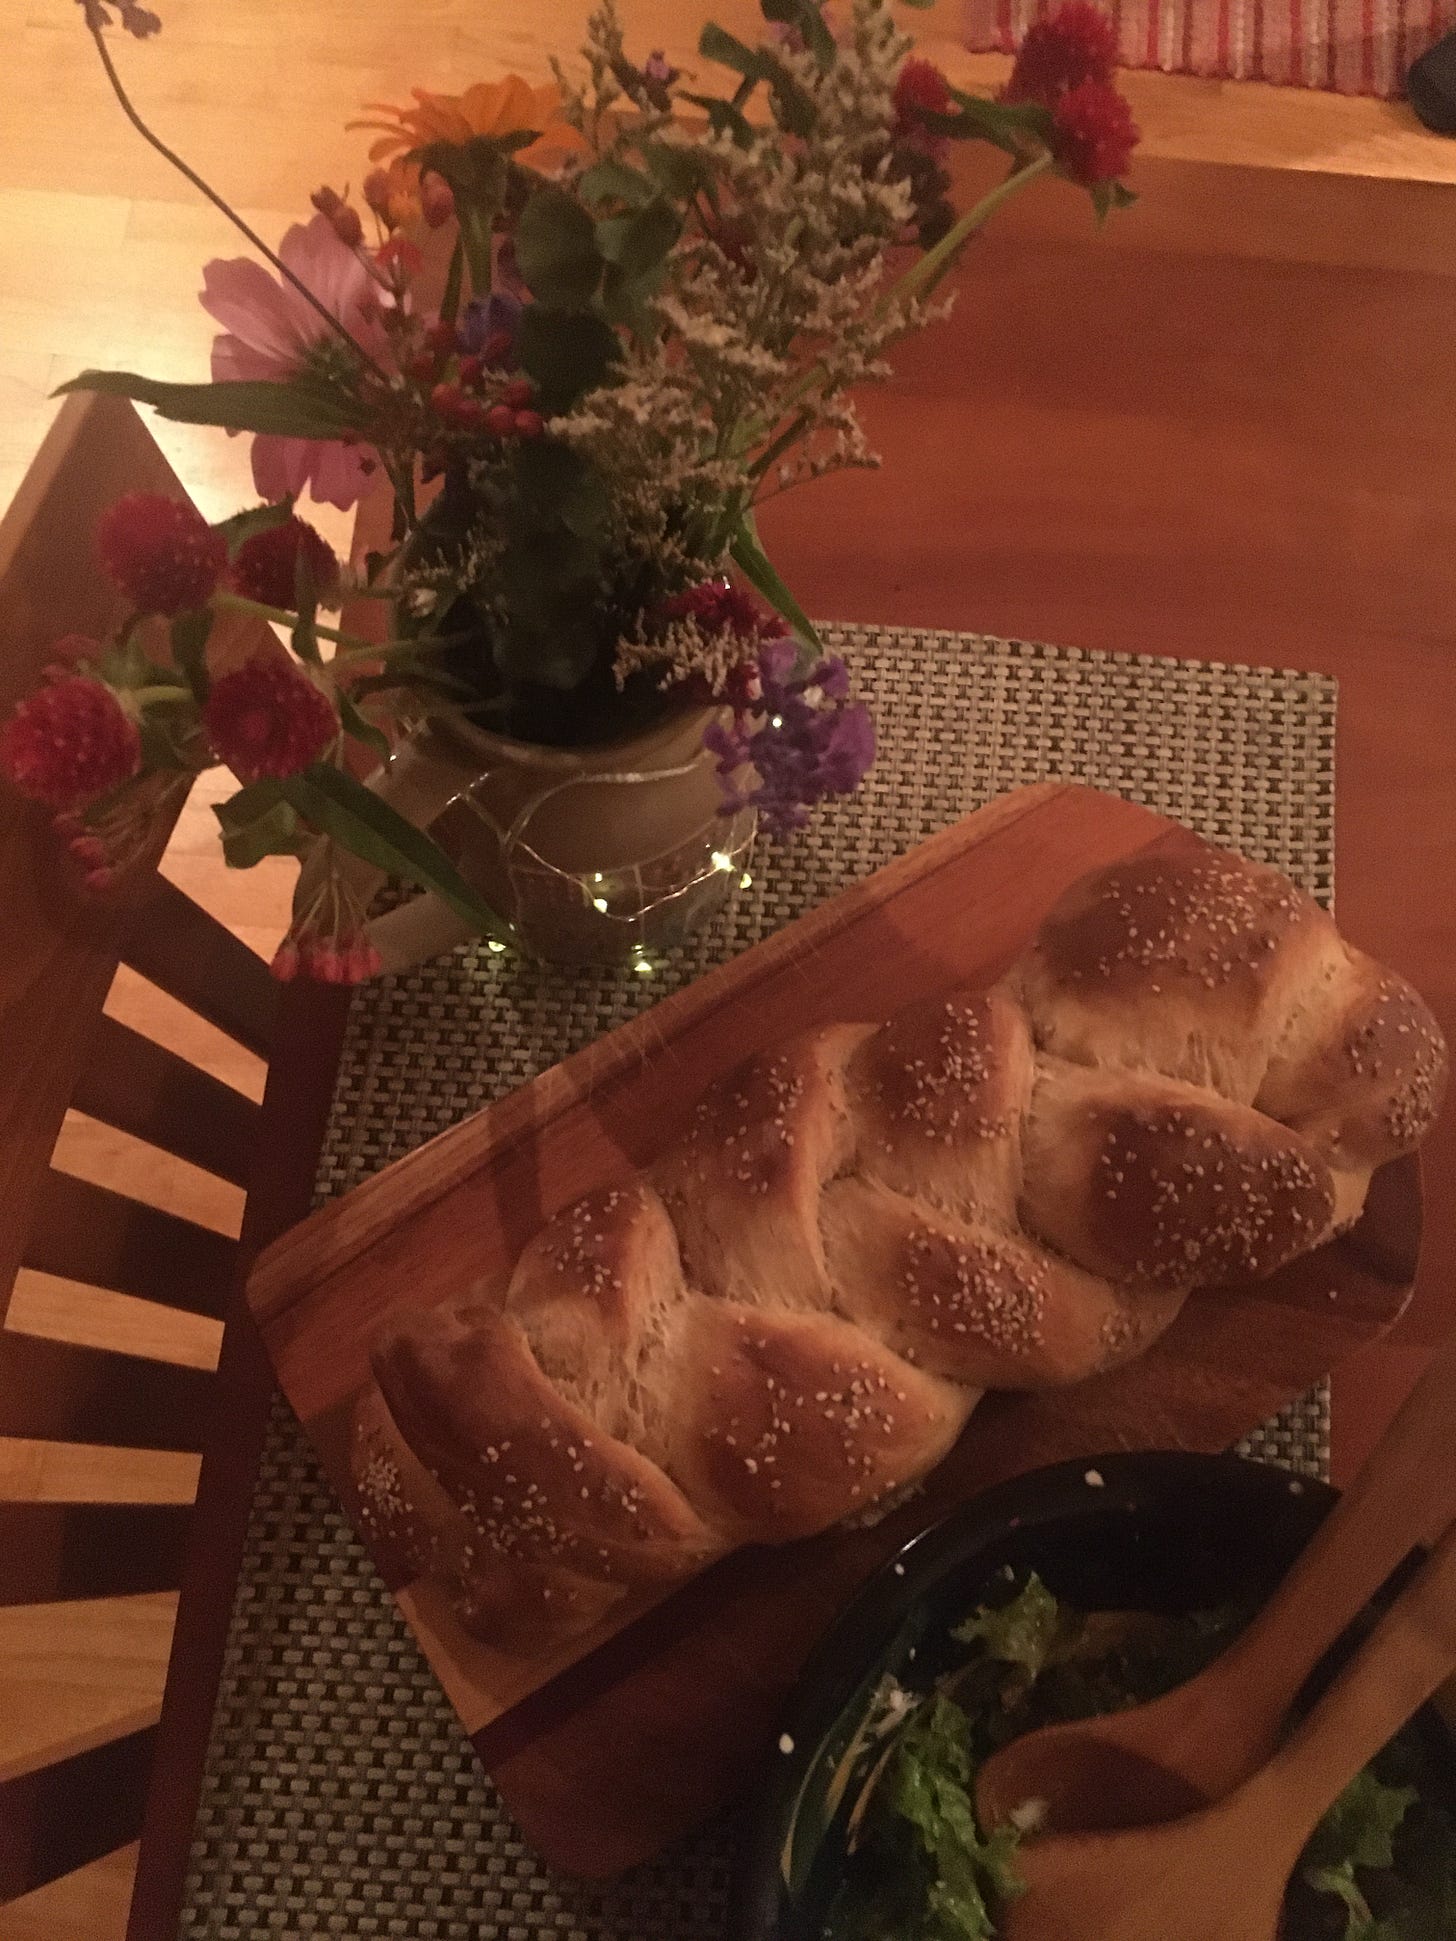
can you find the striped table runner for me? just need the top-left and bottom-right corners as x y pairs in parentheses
(960, 0), (1455, 97)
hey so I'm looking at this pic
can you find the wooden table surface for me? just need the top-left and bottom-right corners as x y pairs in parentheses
(126, 153), (1456, 1939)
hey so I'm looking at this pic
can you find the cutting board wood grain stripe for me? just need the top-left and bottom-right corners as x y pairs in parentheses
(248, 783), (1420, 1876)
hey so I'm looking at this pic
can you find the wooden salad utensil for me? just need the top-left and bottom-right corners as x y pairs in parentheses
(976, 1329), (1456, 1835)
(998, 1515), (1456, 1941)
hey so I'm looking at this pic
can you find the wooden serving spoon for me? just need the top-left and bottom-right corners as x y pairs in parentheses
(976, 1330), (1456, 1835)
(998, 1515), (1456, 1941)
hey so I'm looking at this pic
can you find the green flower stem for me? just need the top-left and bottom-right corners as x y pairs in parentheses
(213, 591), (449, 668)
(890, 151), (1054, 308)
(732, 151), (1055, 467)
(215, 592), (381, 654)
(84, 20), (388, 382)
(134, 684), (194, 706)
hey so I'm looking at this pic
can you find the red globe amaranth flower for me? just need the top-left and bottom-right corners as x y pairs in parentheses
(97, 492), (227, 615)
(0, 678), (141, 809)
(1003, 0), (1120, 105)
(203, 656), (337, 782)
(1050, 78), (1139, 184)
(230, 515), (341, 610)
(893, 57), (953, 134)
(663, 578), (787, 642)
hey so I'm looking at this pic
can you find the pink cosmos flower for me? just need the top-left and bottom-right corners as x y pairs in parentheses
(200, 213), (391, 511)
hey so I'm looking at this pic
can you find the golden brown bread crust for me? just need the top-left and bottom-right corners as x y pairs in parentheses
(353, 837), (1447, 1656)
(1018, 849), (1344, 1102)
(349, 1386), (627, 1652)
(846, 987), (1033, 1223)
(821, 1174), (1186, 1385)
(651, 1299), (974, 1541)
(372, 1295), (719, 1587)
(1022, 1061), (1337, 1291)
(652, 1025), (866, 1314)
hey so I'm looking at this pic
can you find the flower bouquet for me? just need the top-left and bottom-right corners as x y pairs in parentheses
(2, 0), (1138, 979)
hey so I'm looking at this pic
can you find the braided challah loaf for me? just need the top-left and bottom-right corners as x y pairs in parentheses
(351, 841), (1446, 1655)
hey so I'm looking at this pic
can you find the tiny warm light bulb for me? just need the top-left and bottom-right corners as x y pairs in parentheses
(487, 939), (506, 954)
(771, 714), (784, 729)
(592, 871), (604, 883)
(711, 850), (734, 872)
(592, 896), (609, 912)
(632, 954), (654, 975)
(740, 871), (753, 889)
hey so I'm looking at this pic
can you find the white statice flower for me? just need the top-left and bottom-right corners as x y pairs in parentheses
(534, 0), (965, 693)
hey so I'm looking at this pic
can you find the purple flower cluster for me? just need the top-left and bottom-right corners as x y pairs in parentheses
(457, 291), (523, 360)
(704, 639), (875, 839)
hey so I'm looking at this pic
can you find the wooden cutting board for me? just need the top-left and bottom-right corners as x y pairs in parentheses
(248, 782), (1421, 1876)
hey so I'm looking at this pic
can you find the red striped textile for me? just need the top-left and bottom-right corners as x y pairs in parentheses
(960, 0), (1456, 95)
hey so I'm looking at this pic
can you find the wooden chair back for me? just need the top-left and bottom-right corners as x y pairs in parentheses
(0, 396), (277, 1937)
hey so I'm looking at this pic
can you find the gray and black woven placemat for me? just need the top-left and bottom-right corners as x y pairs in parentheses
(181, 626), (1337, 1940)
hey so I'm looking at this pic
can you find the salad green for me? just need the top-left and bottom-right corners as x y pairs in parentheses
(822, 1574), (1456, 1941)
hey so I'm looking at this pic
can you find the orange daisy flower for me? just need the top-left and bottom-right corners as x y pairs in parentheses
(348, 77), (586, 174)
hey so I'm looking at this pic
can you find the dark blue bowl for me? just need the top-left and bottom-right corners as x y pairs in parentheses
(730, 1450), (1452, 1941)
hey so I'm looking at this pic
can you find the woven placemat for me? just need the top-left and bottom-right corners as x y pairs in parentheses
(181, 626), (1337, 1940)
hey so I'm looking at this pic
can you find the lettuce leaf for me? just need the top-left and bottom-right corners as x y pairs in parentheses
(878, 1697), (1024, 1941)
(951, 1573), (1064, 1680)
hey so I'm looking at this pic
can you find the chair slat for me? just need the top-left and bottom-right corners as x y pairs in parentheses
(0, 1839), (137, 1939)
(0, 1506), (190, 1609)
(5, 1274), (222, 1374)
(68, 1017), (260, 1188)
(0, 1593), (176, 1783)
(0, 1319), (213, 1449)
(120, 878), (278, 1062)
(22, 1171), (237, 1317)
(0, 1440), (199, 1508)
(0, 1730), (153, 1906)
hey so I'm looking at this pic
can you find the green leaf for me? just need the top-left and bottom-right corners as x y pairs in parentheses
(951, 1572), (1064, 1678)
(1090, 178), (1140, 224)
(215, 776), (285, 826)
(680, 90), (756, 148)
(881, 1697), (1024, 1941)
(760, 0), (837, 64)
(923, 89), (1056, 158)
(730, 511), (822, 652)
(509, 438), (609, 540)
(596, 199), (680, 280)
(1306, 1772), (1419, 1877)
(597, 200), (680, 330)
(213, 789), (302, 868)
(215, 498), (296, 561)
(517, 305), (620, 413)
(55, 371), (365, 439)
(640, 137), (718, 201)
(170, 609), (213, 700)
(515, 185), (603, 310)
(278, 764), (512, 942)
(577, 159), (656, 208)
(137, 710), (194, 771)
(698, 24), (817, 135)
(337, 688), (391, 761)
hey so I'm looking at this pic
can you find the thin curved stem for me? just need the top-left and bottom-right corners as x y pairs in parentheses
(85, 20), (388, 380)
